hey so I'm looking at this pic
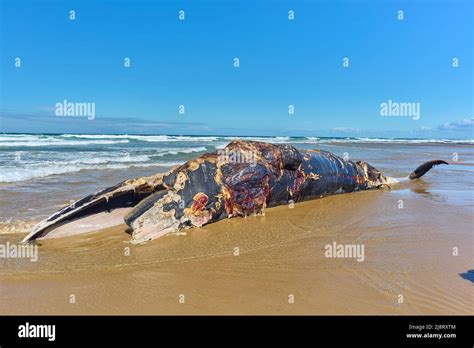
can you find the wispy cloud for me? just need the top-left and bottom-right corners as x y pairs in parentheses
(437, 118), (474, 131)
(332, 127), (360, 133)
(0, 112), (210, 135)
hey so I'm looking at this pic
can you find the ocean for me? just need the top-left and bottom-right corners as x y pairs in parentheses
(1, 133), (472, 183)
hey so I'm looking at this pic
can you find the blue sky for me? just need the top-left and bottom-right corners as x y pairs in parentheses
(0, 0), (472, 138)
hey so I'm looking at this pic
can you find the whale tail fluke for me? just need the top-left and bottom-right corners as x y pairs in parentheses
(409, 160), (449, 180)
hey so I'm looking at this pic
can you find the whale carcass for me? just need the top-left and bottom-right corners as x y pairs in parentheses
(22, 140), (448, 244)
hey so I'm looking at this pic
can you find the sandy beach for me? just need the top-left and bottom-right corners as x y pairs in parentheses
(0, 136), (472, 315)
(1, 3), (472, 346)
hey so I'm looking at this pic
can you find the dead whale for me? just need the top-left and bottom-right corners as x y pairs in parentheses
(22, 140), (448, 244)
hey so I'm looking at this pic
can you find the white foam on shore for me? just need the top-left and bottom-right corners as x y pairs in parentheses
(0, 143), (210, 183)
(59, 134), (219, 142)
(0, 161), (183, 183)
(155, 146), (207, 156)
(1, 133), (472, 183)
(0, 139), (130, 147)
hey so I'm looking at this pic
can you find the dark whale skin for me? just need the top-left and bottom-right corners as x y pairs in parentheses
(22, 140), (447, 244)
(124, 141), (378, 243)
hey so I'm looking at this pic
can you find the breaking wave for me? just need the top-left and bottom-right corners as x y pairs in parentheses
(0, 133), (472, 183)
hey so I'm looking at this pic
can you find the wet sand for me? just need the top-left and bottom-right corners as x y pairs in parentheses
(0, 143), (472, 315)
(1, 183), (472, 315)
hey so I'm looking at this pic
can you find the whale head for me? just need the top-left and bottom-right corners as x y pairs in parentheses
(357, 161), (394, 189)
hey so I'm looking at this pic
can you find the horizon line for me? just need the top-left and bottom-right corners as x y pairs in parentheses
(1, 131), (473, 141)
